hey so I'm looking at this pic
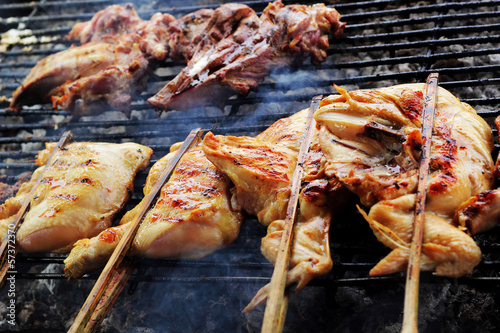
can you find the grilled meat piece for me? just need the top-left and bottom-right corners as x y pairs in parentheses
(202, 109), (350, 311)
(10, 36), (149, 116)
(0, 142), (152, 253)
(167, 9), (215, 62)
(68, 3), (175, 61)
(148, 1), (345, 111)
(10, 2), (344, 115)
(64, 145), (242, 279)
(9, 42), (116, 110)
(315, 84), (495, 277)
(51, 35), (149, 116)
(68, 4), (143, 43)
(148, 3), (260, 110)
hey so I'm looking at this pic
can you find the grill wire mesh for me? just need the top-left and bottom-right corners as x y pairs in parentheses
(1, 0), (500, 332)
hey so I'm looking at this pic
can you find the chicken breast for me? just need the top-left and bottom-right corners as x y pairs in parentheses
(202, 109), (350, 311)
(0, 142), (152, 253)
(315, 84), (495, 277)
(64, 145), (243, 279)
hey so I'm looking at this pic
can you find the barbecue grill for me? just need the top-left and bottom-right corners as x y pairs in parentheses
(1, 0), (500, 332)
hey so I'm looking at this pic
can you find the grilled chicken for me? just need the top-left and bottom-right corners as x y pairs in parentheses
(10, 42), (116, 109)
(68, 4), (143, 43)
(64, 145), (242, 279)
(0, 142), (152, 253)
(315, 84), (495, 277)
(202, 109), (350, 311)
(149, 1), (345, 111)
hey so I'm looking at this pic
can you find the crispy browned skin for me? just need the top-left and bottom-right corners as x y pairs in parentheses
(315, 84), (495, 277)
(0, 142), (152, 253)
(64, 146), (242, 279)
(202, 109), (350, 312)
(148, 1), (345, 111)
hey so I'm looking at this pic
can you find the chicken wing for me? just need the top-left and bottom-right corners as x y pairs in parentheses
(0, 142), (152, 253)
(64, 145), (243, 279)
(315, 84), (495, 277)
(202, 109), (350, 311)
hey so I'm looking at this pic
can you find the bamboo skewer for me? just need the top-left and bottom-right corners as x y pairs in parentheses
(68, 128), (203, 333)
(401, 73), (439, 333)
(261, 95), (322, 333)
(84, 258), (136, 333)
(0, 130), (73, 289)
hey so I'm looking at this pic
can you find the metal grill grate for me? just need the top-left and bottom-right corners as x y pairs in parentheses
(1, 1), (500, 332)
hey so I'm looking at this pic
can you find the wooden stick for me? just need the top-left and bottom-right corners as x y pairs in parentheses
(261, 96), (322, 333)
(84, 258), (136, 333)
(68, 128), (203, 333)
(401, 73), (439, 333)
(0, 130), (73, 289)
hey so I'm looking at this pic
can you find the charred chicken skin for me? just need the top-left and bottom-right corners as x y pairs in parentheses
(0, 142), (152, 253)
(315, 84), (495, 277)
(64, 145), (243, 279)
(202, 109), (350, 312)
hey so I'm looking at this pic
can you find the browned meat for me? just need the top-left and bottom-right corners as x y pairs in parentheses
(51, 35), (149, 116)
(455, 115), (500, 235)
(11, 2), (344, 115)
(456, 190), (500, 235)
(167, 9), (215, 62)
(68, 4), (143, 43)
(9, 42), (116, 110)
(148, 1), (345, 111)
(148, 3), (260, 110)
(68, 3), (175, 61)
(136, 12), (176, 61)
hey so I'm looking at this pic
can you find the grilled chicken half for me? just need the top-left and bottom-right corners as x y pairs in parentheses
(0, 142), (152, 253)
(315, 84), (495, 277)
(64, 145), (243, 279)
(202, 109), (350, 312)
